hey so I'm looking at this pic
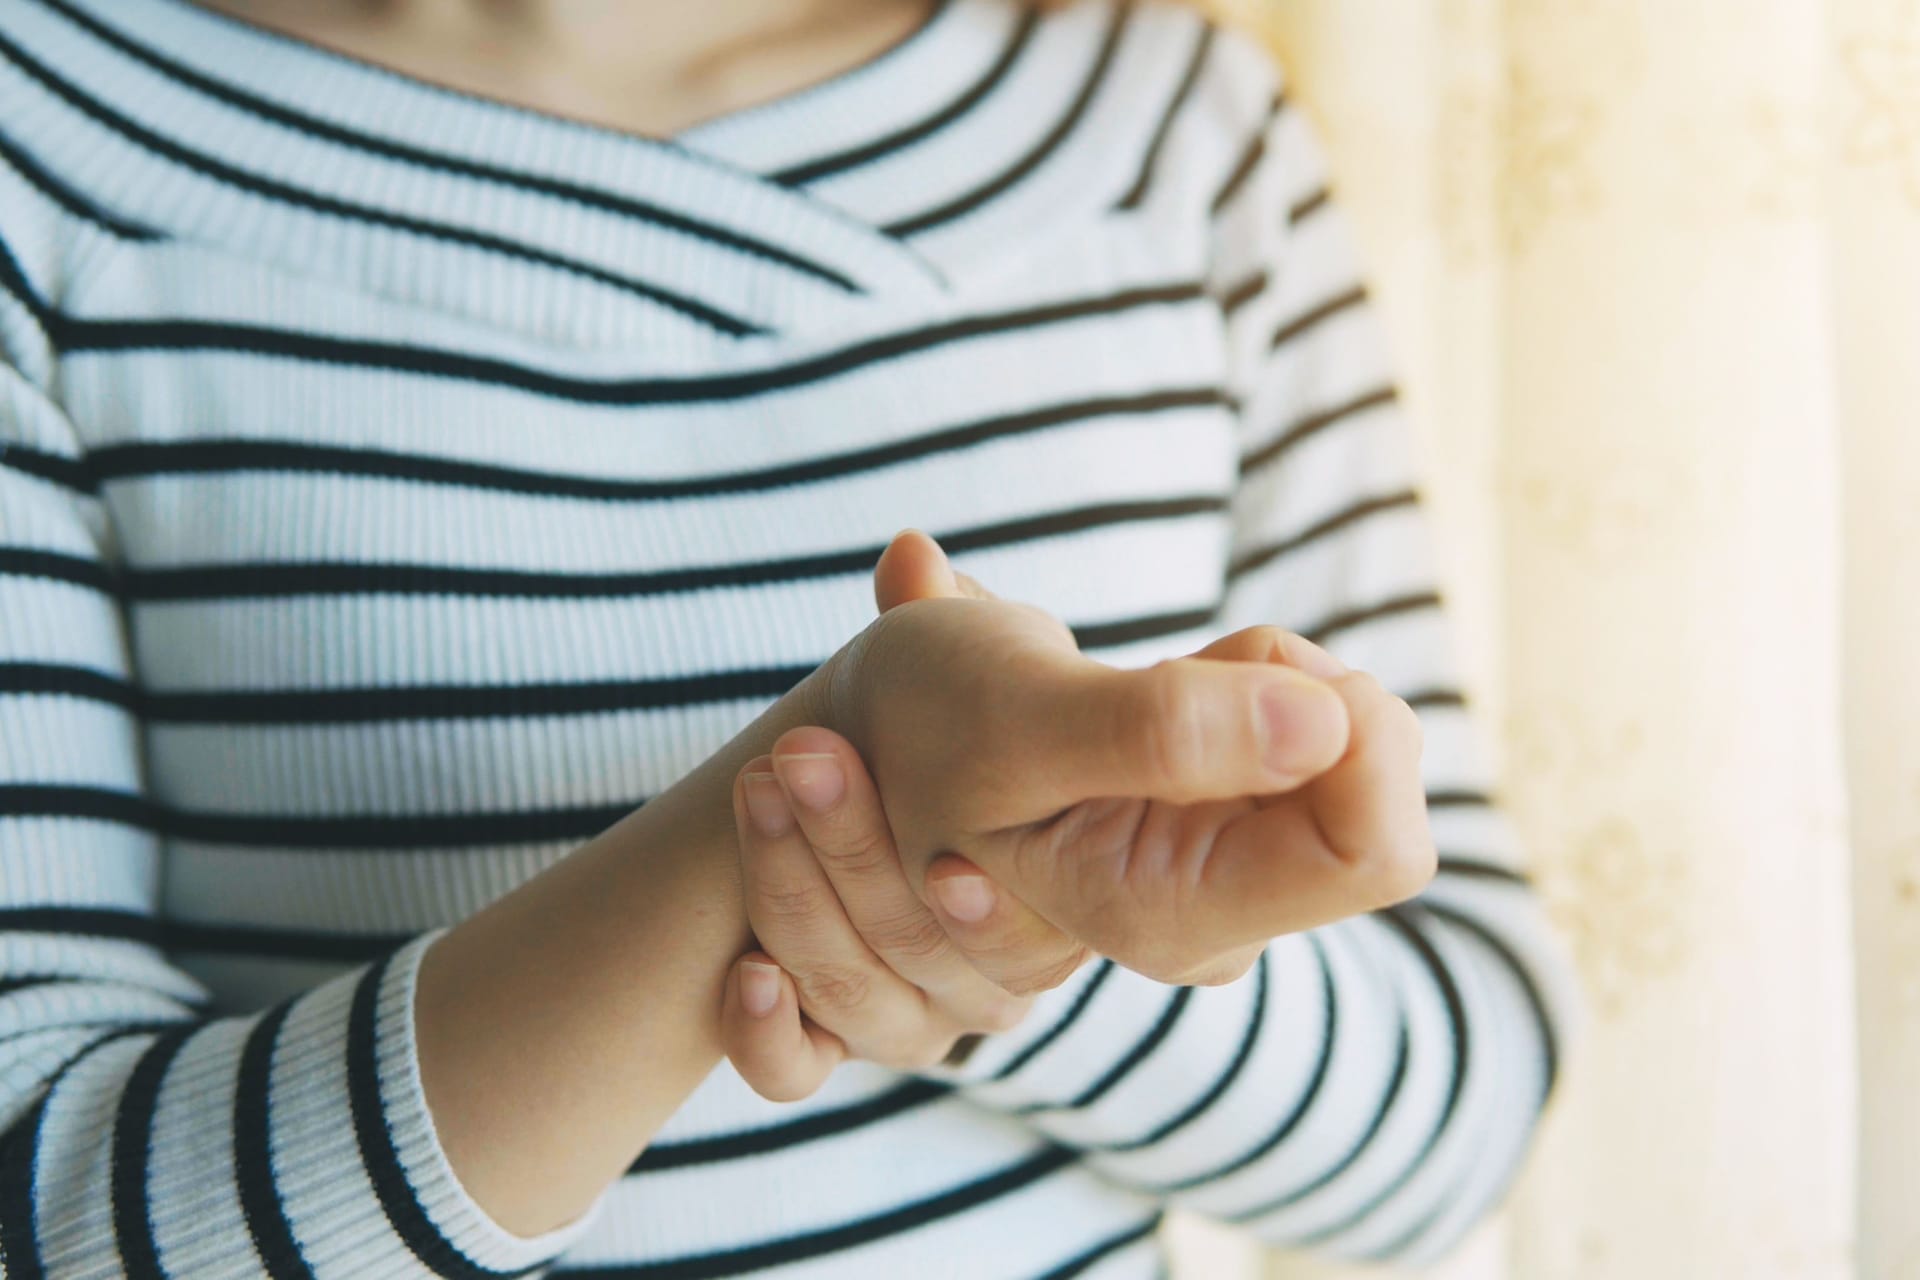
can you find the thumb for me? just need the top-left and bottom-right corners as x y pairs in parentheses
(873, 530), (996, 612)
(1031, 655), (1352, 806)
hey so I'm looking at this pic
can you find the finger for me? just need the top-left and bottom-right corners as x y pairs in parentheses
(719, 952), (845, 1103)
(1022, 651), (1352, 808)
(769, 727), (1037, 1024)
(874, 530), (1000, 613)
(1188, 625), (1348, 683)
(1191, 670), (1436, 943)
(735, 761), (958, 1065)
(874, 530), (962, 612)
(923, 853), (1090, 1000)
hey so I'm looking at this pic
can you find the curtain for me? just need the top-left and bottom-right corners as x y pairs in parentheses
(1165, 1), (1920, 1276)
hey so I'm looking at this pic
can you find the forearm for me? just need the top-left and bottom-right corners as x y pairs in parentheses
(416, 670), (832, 1237)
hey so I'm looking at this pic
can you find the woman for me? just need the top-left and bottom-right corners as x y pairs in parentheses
(0, 0), (1579, 1275)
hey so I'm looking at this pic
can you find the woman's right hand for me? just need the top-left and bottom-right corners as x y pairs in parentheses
(789, 531), (1436, 993)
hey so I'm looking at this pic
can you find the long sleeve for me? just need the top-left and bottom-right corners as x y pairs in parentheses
(0, 216), (594, 1279)
(925, 43), (1583, 1270)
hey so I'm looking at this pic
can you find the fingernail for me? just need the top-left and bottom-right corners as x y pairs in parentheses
(742, 772), (794, 838)
(740, 961), (781, 1017)
(931, 873), (995, 924)
(1261, 679), (1345, 778)
(776, 752), (844, 812)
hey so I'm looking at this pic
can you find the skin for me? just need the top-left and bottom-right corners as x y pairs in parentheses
(719, 537), (1435, 1098)
(417, 536), (1411, 1236)
(190, 0), (941, 138)
(195, 0), (1435, 1242)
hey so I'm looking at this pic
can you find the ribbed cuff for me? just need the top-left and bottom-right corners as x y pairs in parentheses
(250, 931), (601, 1278)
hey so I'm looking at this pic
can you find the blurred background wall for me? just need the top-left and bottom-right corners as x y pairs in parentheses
(1169, 1), (1920, 1276)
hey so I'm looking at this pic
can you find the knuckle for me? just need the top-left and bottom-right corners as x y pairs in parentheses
(863, 908), (952, 964)
(795, 962), (873, 1012)
(814, 823), (896, 875)
(1363, 833), (1439, 907)
(752, 880), (829, 931)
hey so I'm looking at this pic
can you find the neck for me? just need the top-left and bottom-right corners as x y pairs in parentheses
(190, 0), (938, 137)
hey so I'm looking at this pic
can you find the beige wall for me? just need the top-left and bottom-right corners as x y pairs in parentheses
(1169, 2), (1920, 1276)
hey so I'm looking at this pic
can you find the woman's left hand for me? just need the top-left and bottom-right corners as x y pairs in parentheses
(719, 726), (1089, 1100)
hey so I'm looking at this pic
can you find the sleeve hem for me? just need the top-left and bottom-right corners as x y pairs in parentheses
(371, 930), (604, 1272)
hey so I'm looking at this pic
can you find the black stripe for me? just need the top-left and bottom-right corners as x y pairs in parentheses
(1436, 856), (1530, 885)
(1230, 1014), (1411, 1224)
(1207, 100), (1277, 217)
(0, 122), (159, 240)
(1374, 904), (1469, 1126)
(52, 280), (1206, 405)
(1019, 985), (1195, 1115)
(0, 547), (119, 595)
(1301, 590), (1441, 648)
(990, 959), (1117, 1081)
(1238, 385), (1399, 479)
(0, 1024), (170, 1280)
(0, 444), (96, 495)
(0, 785), (151, 828)
(234, 1002), (319, 1280)
(1228, 488), (1420, 581)
(1423, 899), (1560, 1094)
(630, 1079), (951, 1174)
(119, 494), (1225, 603)
(1366, 1198), (1452, 1264)
(0, 233), (52, 337)
(564, 1146), (1078, 1279)
(1072, 605), (1213, 651)
(1150, 935), (1338, 1195)
(0, 1080), (52, 1280)
(0, 905), (163, 944)
(884, 1), (1133, 237)
(1404, 688), (1466, 710)
(771, 7), (1041, 186)
(110, 1025), (195, 1279)
(169, 920), (408, 962)
(347, 956), (537, 1280)
(1093, 948), (1269, 1154)
(143, 666), (813, 726)
(1269, 284), (1367, 352)
(29, 0), (860, 294)
(0, 34), (759, 336)
(0, 906), (409, 961)
(1426, 788), (1493, 811)
(0, 784), (630, 848)
(1217, 270), (1267, 318)
(1113, 21), (1216, 211)
(1289, 186), (1331, 226)
(87, 387), (1226, 501)
(0, 587), (1428, 735)
(0, 662), (136, 709)
(1033, 1214), (1163, 1280)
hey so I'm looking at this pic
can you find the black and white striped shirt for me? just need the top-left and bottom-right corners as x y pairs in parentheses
(0, 0), (1580, 1275)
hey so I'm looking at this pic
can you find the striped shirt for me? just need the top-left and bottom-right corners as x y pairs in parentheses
(0, 0), (1581, 1276)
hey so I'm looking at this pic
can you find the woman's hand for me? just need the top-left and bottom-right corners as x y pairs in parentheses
(804, 533), (1434, 993)
(718, 729), (1061, 1100)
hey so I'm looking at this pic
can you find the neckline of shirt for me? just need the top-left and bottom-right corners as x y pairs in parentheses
(8, 0), (1052, 338)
